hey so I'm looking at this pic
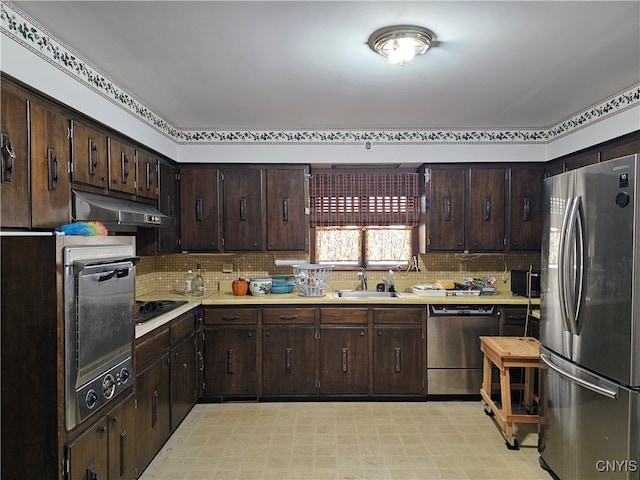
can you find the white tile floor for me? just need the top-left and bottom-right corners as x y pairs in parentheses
(139, 401), (551, 480)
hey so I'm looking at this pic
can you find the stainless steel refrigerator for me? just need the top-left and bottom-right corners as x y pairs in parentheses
(539, 154), (640, 479)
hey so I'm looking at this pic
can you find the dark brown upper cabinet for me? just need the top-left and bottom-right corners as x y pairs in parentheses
(108, 136), (137, 195)
(468, 167), (506, 251)
(180, 166), (221, 251)
(425, 167), (466, 251)
(508, 167), (544, 251)
(266, 168), (308, 251)
(158, 160), (180, 253)
(71, 120), (109, 189)
(222, 167), (263, 251)
(136, 149), (158, 200)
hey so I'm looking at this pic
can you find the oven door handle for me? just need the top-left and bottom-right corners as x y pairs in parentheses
(98, 268), (131, 282)
(73, 256), (140, 275)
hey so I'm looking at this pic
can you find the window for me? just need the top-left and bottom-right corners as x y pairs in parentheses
(310, 171), (419, 269)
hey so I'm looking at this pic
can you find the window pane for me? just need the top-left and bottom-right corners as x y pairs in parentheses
(365, 228), (411, 266)
(315, 227), (361, 265)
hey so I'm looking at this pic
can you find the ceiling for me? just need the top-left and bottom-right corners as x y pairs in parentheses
(13, 1), (640, 132)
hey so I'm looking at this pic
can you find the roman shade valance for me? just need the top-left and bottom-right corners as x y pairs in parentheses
(310, 172), (420, 227)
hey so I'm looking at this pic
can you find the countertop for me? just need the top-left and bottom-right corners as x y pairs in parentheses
(135, 283), (539, 338)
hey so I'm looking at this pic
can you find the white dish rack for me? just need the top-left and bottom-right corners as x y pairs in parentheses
(292, 264), (334, 297)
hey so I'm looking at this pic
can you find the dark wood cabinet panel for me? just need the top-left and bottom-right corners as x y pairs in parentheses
(180, 166), (220, 251)
(170, 335), (197, 430)
(262, 325), (316, 396)
(29, 101), (72, 228)
(107, 393), (137, 480)
(204, 326), (258, 397)
(108, 137), (137, 195)
(508, 167), (543, 250)
(66, 416), (109, 480)
(0, 84), (30, 227)
(469, 168), (506, 251)
(135, 354), (171, 474)
(222, 168), (263, 251)
(426, 168), (466, 250)
(601, 139), (640, 161)
(136, 149), (158, 200)
(372, 325), (423, 395)
(266, 168), (308, 251)
(71, 120), (109, 189)
(158, 161), (179, 253)
(319, 326), (368, 395)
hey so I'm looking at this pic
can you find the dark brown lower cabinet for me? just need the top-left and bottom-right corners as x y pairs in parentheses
(204, 326), (258, 398)
(66, 392), (136, 480)
(135, 353), (171, 474)
(262, 325), (316, 396)
(319, 326), (368, 395)
(372, 308), (425, 396)
(170, 334), (197, 430)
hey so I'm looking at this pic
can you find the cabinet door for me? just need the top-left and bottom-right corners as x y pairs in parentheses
(66, 416), (109, 480)
(136, 150), (158, 200)
(71, 120), (108, 188)
(601, 138), (640, 161)
(0, 85), (30, 227)
(222, 168), (263, 251)
(319, 326), (368, 395)
(158, 161), (179, 253)
(107, 393), (136, 480)
(262, 326), (316, 396)
(180, 167), (220, 251)
(204, 326), (257, 397)
(266, 168), (307, 251)
(427, 168), (465, 250)
(469, 168), (505, 251)
(372, 326), (423, 395)
(108, 137), (136, 195)
(135, 355), (170, 474)
(508, 167), (543, 250)
(170, 334), (197, 430)
(30, 101), (71, 228)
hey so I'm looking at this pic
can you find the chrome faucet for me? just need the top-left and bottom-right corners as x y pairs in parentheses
(357, 270), (367, 291)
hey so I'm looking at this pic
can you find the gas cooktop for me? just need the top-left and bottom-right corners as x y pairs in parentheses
(135, 300), (188, 324)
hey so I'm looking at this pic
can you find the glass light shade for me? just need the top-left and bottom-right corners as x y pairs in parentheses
(368, 25), (434, 65)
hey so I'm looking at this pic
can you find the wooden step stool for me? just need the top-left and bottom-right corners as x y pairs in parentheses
(479, 336), (541, 450)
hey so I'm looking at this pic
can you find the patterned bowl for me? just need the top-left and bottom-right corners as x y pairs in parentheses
(249, 277), (272, 295)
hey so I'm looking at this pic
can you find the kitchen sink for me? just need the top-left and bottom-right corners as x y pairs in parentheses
(333, 290), (404, 299)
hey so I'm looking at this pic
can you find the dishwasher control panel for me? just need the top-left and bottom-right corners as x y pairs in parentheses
(429, 305), (498, 316)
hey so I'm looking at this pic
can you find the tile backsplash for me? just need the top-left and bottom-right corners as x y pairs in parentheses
(136, 251), (540, 296)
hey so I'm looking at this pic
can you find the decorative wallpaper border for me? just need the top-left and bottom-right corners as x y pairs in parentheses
(2, 1), (639, 146)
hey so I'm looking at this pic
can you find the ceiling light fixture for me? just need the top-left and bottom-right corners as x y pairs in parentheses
(368, 25), (434, 65)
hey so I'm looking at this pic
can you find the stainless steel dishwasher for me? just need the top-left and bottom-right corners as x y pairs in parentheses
(427, 304), (499, 395)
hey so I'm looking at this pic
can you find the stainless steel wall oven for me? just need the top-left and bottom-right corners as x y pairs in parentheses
(63, 243), (138, 430)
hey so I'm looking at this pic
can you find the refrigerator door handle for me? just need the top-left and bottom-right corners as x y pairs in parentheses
(558, 197), (574, 334)
(563, 196), (586, 334)
(540, 353), (618, 399)
(572, 197), (587, 331)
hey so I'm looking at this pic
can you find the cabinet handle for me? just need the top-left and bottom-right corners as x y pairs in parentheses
(377, 330), (382, 336)
(279, 314), (298, 320)
(394, 347), (402, 373)
(198, 350), (204, 372)
(121, 152), (129, 183)
(1, 132), (16, 183)
(285, 347), (292, 373)
(145, 162), (152, 190)
(195, 197), (203, 221)
(119, 430), (127, 477)
(484, 197), (491, 221)
(341, 348), (348, 373)
(168, 194), (173, 216)
(221, 315), (240, 321)
(265, 330), (270, 337)
(239, 197), (247, 221)
(523, 195), (531, 221)
(47, 148), (58, 190)
(360, 329), (365, 336)
(183, 363), (188, 392)
(88, 138), (98, 175)
(444, 197), (451, 222)
(87, 463), (98, 480)
(227, 349), (234, 374)
(282, 198), (289, 222)
(152, 390), (158, 427)
(247, 331), (253, 338)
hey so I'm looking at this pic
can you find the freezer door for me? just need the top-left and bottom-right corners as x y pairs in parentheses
(539, 347), (640, 480)
(541, 170), (575, 358)
(573, 157), (637, 385)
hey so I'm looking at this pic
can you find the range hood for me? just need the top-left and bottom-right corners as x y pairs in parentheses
(73, 190), (175, 231)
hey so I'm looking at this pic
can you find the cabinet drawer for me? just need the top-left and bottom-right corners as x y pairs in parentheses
(263, 307), (315, 324)
(204, 307), (259, 325)
(373, 307), (424, 325)
(135, 326), (170, 369)
(170, 310), (195, 344)
(320, 307), (367, 324)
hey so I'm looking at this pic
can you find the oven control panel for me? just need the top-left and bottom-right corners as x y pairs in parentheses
(73, 356), (133, 426)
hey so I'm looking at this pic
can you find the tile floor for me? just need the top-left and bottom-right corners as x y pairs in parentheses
(139, 401), (552, 480)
